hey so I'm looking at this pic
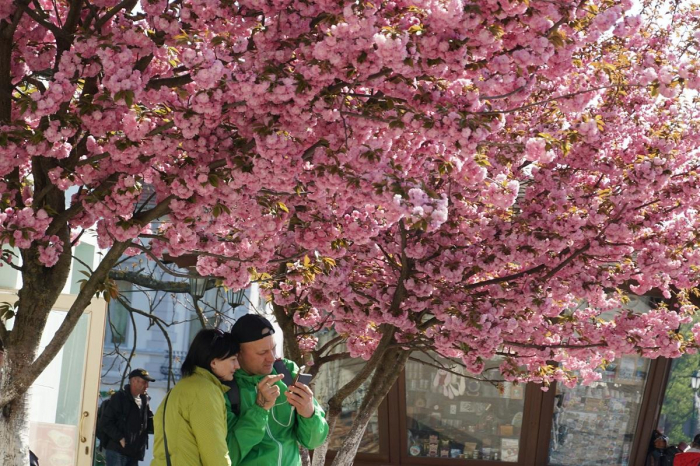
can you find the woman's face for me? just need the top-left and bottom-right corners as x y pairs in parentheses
(654, 437), (667, 449)
(210, 354), (240, 382)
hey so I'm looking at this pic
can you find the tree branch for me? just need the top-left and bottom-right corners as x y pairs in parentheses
(146, 74), (193, 90)
(108, 269), (190, 293)
(96, 0), (138, 29)
(15, 1), (66, 38)
(463, 264), (546, 290)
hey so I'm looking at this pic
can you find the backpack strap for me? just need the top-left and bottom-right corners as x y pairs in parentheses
(162, 391), (173, 466)
(273, 359), (294, 386)
(223, 378), (240, 416)
(225, 359), (294, 416)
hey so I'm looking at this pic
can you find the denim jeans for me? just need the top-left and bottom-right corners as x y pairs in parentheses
(105, 449), (139, 466)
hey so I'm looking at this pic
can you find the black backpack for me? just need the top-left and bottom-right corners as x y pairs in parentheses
(224, 360), (293, 415)
(95, 397), (112, 448)
(660, 446), (681, 466)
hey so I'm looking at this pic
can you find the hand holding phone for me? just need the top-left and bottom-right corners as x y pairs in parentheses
(287, 366), (315, 418)
(292, 365), (312, 387)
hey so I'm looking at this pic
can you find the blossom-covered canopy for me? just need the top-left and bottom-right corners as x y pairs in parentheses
(2, 0), (700, 387)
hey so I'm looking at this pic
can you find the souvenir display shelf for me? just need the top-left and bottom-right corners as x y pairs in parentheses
(405, 356), (525, 462)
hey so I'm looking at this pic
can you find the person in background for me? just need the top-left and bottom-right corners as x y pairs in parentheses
(226, 314), (329, 466)
(151, 329), (239, 466)
(99, 368), (155, 465)
(674, 433), (700, 466)
(647, 431), (671, 466)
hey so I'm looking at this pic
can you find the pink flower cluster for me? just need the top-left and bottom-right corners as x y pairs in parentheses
(4, 0), (700, 387)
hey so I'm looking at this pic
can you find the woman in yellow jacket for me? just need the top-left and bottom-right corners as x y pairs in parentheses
(151, 329), (240, 466)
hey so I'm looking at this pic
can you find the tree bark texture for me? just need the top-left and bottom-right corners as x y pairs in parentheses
(311, 328), (404, 466)
(330, 347), (411, 466)
(0, 388), (29, 466)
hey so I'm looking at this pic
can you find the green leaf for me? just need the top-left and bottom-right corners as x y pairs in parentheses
(124, 90), (134, 107)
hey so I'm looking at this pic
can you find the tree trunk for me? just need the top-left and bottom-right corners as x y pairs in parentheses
(310, 396), (341, 466)
(0, 382), (29, 466)
(272, 301), (303, 365)
(330, 348), (411, 466)
(311, 328), (398, 466)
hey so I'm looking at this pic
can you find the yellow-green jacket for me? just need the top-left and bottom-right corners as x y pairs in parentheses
(151, 367), (232, 466)
(227, 359), (329, 466)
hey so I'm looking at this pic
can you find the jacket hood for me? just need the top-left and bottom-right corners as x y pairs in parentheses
(193, 366), (230, 393)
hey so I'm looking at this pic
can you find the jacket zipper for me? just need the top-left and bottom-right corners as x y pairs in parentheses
(265, 424), (283, 466)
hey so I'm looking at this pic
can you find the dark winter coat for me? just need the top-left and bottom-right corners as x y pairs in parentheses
(98, 384), (154, 460)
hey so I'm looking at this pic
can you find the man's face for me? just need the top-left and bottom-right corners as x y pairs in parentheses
(130, 377), (149, 396)
(238, 336), (277, 375)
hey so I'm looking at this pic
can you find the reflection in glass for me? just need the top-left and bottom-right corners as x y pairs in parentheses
(548, 356), (650, 466)
(313, 330), (381, 454)
(405, 354), (524, 461)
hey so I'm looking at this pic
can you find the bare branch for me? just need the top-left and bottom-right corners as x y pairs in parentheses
(109, 269), (190, 293)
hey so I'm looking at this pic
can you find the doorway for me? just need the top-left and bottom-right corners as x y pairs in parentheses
(20, 293), (107, 466)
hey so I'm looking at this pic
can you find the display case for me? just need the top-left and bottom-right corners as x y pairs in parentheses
(404, 354), (526, 461)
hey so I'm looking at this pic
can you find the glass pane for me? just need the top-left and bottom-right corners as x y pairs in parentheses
(29, 312), (89, 466)
(405, 354), (525, 461)
(70, 243), (95, 294)
(313, 330), (381, 454)
(106, 281), (131, 344)
(0, 246), (19, 288)
(657, 312), (700, 444)
(547, 356), (650, 466)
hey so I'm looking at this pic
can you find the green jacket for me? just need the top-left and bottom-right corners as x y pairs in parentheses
(151, 367), (232, 466)
(227, 359), (329, 466)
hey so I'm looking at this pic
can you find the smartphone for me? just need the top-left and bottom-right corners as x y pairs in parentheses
(293, 366), (313, 386)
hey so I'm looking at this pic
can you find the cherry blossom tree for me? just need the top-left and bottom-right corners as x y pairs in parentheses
(3, 0), (700, 464)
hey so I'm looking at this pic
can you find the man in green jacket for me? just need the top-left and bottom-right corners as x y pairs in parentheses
(227, 314), (329, 466)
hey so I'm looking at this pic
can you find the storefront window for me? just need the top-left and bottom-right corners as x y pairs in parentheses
(405, 354), (525, 461)
(657, 311), (700, 444)
(548, 356), (650, 466)
(313, 331), (381, 454)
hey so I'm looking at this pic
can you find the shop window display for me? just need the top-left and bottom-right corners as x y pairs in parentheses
(313, 331), (381, 454)
(405, 354), (525, 461)
(547, 356), (650, 466)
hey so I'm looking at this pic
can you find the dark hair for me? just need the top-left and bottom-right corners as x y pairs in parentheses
(181, 329), (239, 378)
(649, 430), (668, 450)
(693, 433), (700, 446)
(0, 334), (4, 352)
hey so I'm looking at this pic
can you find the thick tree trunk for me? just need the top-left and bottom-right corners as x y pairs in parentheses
(0, 381), (29, 466)
(330, 348), (411, 466)
(310, 396), (341, 466)
(272, 298), (303, 365)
